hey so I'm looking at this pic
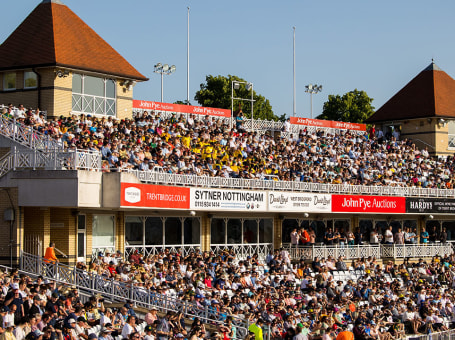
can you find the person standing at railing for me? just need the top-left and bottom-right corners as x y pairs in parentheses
(440, 228), (448, 244)
(420, 228), (429, 245)
(44, 243), (58, 264)
(290, 229), (299, 247)
(384, 226), (394, 245)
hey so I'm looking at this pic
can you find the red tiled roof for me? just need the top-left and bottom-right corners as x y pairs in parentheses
(0, 0), (148, 81)
(367, 62), (455, 122)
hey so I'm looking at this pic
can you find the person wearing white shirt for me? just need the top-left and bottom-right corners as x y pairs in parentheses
(121, 316), (137, 339)
(384, 226), (394, 244)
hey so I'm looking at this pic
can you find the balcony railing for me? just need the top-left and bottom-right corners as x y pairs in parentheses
(126, 169), (455, 198)
(210, 243), (273, 260)
(283, 243), (453, 260)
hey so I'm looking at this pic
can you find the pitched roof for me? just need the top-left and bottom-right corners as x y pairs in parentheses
(0, 0), (148, 81)
(367, 62), (455, 122)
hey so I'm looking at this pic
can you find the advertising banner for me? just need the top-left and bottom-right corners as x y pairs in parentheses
(268, 192), (332, 212)
(133, 100), (231, 118)
(289, 117), (366, 131)
(406, 197), (455, 214)
(332, 194), (406, 214)
(121, 183), (190, 209)
(190, 188), (267, 211)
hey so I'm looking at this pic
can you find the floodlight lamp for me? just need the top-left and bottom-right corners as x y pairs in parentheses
(169, 65), (176, 73)
(233, 82), (240, 90)
(154, 63), (162, 69)
(318, 85), (323, 91)
(246, 82), (253, 91)
(162, 64), (169, 72)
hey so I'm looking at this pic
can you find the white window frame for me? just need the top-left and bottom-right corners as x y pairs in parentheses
(24, 71), (38, 89)
(72, 73), (116, 117)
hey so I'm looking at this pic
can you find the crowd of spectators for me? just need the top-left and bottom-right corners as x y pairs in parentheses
(290, 225), (449, 246)
(62, 245), (455, 340)
(0, 266), (219, 340)
(3, 103), (455, 189)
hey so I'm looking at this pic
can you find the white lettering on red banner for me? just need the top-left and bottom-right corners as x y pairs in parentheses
(133, 100), (231, 118)
(289, 117), (366, 131)
(332, 195), (405, 213)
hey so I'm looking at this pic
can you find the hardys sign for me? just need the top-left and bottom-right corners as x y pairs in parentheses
(406, 198), (455, 214)
(332, 195), (406, 214)
(190, 188), (267, 211)
(268, 192), (331, 212)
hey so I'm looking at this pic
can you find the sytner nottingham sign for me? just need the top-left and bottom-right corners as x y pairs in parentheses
(406, 197), (455, 214)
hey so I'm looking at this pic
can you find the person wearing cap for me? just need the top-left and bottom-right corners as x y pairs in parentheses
(294, 323), (308, 340)
(99, 309), (113, 327)
(4, 283), (24, 322)
(143, 325), (154, 340)
(144, 308), (157, 326)
(98, 326), (113, 340)
(75, 317), (89, 340)
(28, 296), (43, 318)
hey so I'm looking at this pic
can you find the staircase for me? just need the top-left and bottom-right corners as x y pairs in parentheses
(0, 115), (63, 151)
(19, 251), (249, 338)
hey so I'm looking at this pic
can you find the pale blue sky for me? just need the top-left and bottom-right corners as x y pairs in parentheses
(2, 0), (455, 119)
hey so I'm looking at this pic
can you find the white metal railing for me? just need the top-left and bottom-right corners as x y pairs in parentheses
(381, 243), (453, 258)
(210, 243), (273, 260)
(0, 146), (102, 178)
(126, 169), (455, 198)
(20, 251), (249, 338)
(124, 244), (201, 259)
(0, 114), (63, 150)
(283, 243), (453, 260)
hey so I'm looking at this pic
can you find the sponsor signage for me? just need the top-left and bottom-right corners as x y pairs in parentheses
(190, 188), (267, 211)
(268, 192), (332, 212)
(406, 198), (455, 214)
(332, 194), (406, 214)
(121, 183), (190, 209)
(289, 117), (366, 131)
(133, 100), (231, 118)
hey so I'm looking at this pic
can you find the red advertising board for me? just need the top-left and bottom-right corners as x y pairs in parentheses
(289, 117), (366, 131)
(332, 195), (406, 214)
(133, 100), (231, 118)
(121, 183), (190, 209)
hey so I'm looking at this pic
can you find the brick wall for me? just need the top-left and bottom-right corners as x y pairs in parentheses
(49, 208), (76, 264)
(23, 207), (50, 257)
(0, 188), (20, 265)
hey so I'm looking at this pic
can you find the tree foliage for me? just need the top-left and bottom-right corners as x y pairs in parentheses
(195, 75), (281, 121)
(317, 89), (375, 123)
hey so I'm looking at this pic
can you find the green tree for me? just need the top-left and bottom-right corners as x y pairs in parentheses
(195, 74), (279, 121)
(317, 89), (375, 123)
